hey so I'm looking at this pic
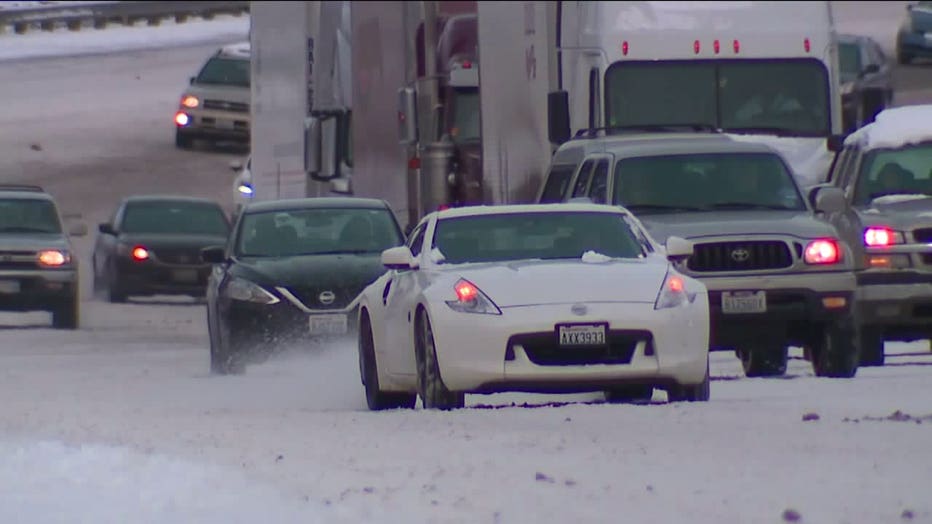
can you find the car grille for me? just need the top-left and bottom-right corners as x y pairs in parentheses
(203, 99), (249, 113)
(152, 247), (205, 266)
(0, 250), (39, 270)
(913, 228), (932, 243)
(687, 240), (793, 272)
(288, 284), (364, 310)
(507, 330), (651, 366)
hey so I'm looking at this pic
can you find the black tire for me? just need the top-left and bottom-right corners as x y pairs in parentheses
(51, 294), (79, 330)
(810, 321), (860, 378)
(106, 261), (128, 303)
(604, 385), (654, 404)
(738, 344), (788, 377)
(667, 359), (711, 402)
(175, 130), (193, 149)
(359, 311), (416, 411)
(859, 326), (885, 367)
(212, 314), (246, 375)
(415, 309), (464, 410)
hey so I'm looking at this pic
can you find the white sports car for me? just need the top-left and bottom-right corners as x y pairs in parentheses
(356, 203), (710, 410)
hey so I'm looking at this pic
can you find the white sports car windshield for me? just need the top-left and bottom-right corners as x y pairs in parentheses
(432, 212), (646, 264)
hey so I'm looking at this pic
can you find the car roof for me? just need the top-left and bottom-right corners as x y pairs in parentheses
(844, 104), (932, 150)
(433, 203), (632, 220)
(0, 184), (55, 201)
(217, 41), (250, 59)
(551, 132), (780, 166)
(121, 195), (222, 206)
(243, 197), (391, 214)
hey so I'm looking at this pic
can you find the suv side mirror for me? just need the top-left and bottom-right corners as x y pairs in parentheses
(826, 134), (847, 152)
(201, 245), (227, 264)
(548, 90), (571, 146)
(381, 246), (418, 270)
(98, 223), (116, 235)
(812, 186), (847, 214)
(665, 236), (694, 262)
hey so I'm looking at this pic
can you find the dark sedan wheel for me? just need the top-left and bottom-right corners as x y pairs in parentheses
(415, 309), (464, 410)
(359, 311), (416, 411)
(106, 261), (127, 303)
(212, 313), (246, 375)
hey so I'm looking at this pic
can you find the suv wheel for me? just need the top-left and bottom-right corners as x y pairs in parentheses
(739, 344), (787, 377)
(810, 321), (859, 378)
(52, 294), (79, 329)
(858, 326), (885, 367)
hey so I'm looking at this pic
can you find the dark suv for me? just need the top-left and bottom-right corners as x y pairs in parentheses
(0, 184), (87, 329)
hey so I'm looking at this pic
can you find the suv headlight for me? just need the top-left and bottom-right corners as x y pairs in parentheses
(180, 95), (199, 108)
(863, 226), (905, 247)
(803, 239), (842, 265)
(37, 249), (71, 267)
(654, 271), (696, 310)
(445, 278), (501, 315)
(226, 277), (279, 304)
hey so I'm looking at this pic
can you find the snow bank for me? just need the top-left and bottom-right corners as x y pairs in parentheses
(845, 105), (932, 150)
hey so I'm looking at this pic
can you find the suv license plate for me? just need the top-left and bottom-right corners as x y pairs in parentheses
(722, 291), (767, 314)
(558, 323), (606, 347)
(309, 314), (348, 335)
(0, 279), (20, 294)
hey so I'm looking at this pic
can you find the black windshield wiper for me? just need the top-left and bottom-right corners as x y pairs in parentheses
(624, 204), (705, 214)
(724, 126), (821, 138)
(706, 202), (796, 211)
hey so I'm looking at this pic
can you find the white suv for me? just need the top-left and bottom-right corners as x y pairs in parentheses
(174, 42), (251, 149)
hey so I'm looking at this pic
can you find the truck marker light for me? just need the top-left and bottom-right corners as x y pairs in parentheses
(622, 41), (629, 56)
(693, 40), (700, 54)
(804, 37), (811, 53)
(713, 39), (720, 54)
(733, 39), (740, 54)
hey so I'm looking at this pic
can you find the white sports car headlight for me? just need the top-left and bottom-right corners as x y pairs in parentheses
(226, 277), (280, 304)
(654, 271), (695, 310)
(445, 278), (502, 315)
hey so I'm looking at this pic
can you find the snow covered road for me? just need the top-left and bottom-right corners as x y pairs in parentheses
(0, 4), (931, 523)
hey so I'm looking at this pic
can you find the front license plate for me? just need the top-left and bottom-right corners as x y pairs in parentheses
(558, 323), (606, 347)
(308, 314), (348, 335)
(722, 291), (767, 314)
(0, 279), (20, 294)
(171, 269), (198, 283)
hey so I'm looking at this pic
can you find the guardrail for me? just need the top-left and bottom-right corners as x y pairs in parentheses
(0, 1), (249, 35)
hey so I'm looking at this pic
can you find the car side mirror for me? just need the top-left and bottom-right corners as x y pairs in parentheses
(813, 186), (848, 214)
(548, 90), (571, 146)
(665, 236), (693, 262)
(189, 76), (196, 85)
(98, 223), (116, 235)
(229, 159), (243, 172)
(68, 223), (88, 237)
(201, 246), (227, 264)
(381, 246), (418, 270)
(826, 134), (847, 153)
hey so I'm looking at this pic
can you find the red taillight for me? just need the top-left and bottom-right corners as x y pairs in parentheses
(181, 95), (199, 108)
(864, 227), (895, 247)
(408, 156), (420, 170)
(713, 39), (720, 54)
(454, 279), (478, 303)
(37, 250), (67, 267)
(461, 60), (472, 69)
(174, 112), (190, 126)
(438, 204), (451, 211)
(804, 239), (840, 265)
(622, 41), (629, 56)
(132, 246), (149, 261)
(668, 275), (685, 293)
(693, 39), (700, 54)
(804, 37), (811, 53)
(733, 39), (740, 54)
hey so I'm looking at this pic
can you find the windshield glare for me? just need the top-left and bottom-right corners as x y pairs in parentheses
(0, 198), (62, 234)
(854, 144), (932, 205)
(121, 202), (229, 236)
(613, 153), (805, 212)
(433, 212), (646, 264)
(195, 57), (250, 87)
(236, 208), (403, 257)
(605, 59), (830, 136)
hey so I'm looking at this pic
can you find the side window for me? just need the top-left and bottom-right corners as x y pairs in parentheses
(837, 147), (861, 190)
(539, 164), (577, 203)
(571, 159), (596, 198)
(866, 41), (884, 67)
(407, 224), (427, 257)
(587, 159), (610, 204)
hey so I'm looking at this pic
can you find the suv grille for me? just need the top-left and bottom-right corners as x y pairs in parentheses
(913, 228), (932, 243)
(0, 250), (37, 270)
(152, 248), (204, 265)
(687, 241), (793, 272)
(203, 99), (249, 113)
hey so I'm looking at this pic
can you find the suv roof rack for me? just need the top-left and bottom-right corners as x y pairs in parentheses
(572, 124), (723, 139)
(0, 184), (45, 192)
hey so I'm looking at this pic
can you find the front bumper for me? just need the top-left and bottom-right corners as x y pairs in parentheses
(0, 269), (76, 312)
(426, 300), (710, 394)
(225, 294), (360, 346)
(115, 258), (211, 297)
(855, 270), (932, 338)
(176, 108), (250, 142)
(696, 271), (857, 349)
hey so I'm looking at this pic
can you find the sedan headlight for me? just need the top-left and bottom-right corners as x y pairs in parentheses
(226, 277), (280, 304)
(654, 271), (695, 310)
(445, 278), (501, 315)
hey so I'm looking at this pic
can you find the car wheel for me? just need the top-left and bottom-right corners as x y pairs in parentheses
(415, 309), (464, 410)
(212, 313), (246, 375)
(175, 130), (193, 149)
(738, 344), (787, 377)
(858, 326), (885, 367)
(810, 321), (859, 378)
(667, 359), (711, 402)
(106, 261), (128, 303)
(51, 294), (79, 330)
(359, 312), (417, 411)
(604, 385), (653, 404)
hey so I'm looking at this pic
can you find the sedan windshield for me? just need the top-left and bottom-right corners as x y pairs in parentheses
(0, 198), (62, 234)
(195, 57), (250, 87)
(121, 202), (229, 236)
(838, 41), (862, 83)
(433, 212), (646, 264)
(236, 208), (403, 257)
(853, 144), (932, 205)
(612, 152), (806, 213)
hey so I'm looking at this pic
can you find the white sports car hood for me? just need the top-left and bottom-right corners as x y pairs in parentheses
(444, 258), (669, 307)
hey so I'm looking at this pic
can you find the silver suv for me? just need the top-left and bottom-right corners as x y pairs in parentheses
(174, 42), (251, 149)
(0, 185), (87, 329)
(538, 130), (860, 378)
(817, 105), (932, 367)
